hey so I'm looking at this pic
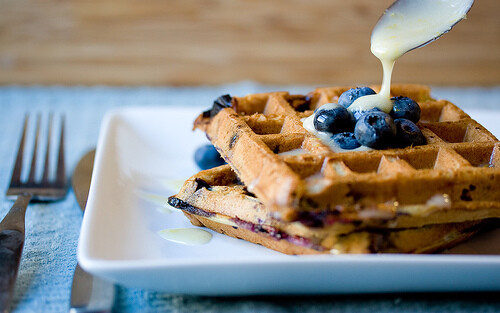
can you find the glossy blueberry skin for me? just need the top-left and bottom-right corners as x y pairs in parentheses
(354, 111), (397, 149)
(352, 107), (382, 121)
(394, 118), (426, 148)
(313, 104), (355, 133)
(338, 87), (376, 109)
(331, 132), (361, 150)
(390, 96), (421, 123)
(194, 144), (226, 170)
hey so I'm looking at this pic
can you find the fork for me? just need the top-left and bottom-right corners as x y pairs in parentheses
(0, 113), (67, 312)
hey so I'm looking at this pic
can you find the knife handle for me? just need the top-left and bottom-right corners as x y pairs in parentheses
(0, 195), (29, 312)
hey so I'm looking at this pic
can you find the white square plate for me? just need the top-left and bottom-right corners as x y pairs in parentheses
(78, 106), (500, 295)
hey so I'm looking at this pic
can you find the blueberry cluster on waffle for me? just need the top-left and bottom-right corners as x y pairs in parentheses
(169, 84), (500, 254)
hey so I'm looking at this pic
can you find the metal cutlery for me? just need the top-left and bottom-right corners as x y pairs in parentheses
(0, 113), (67, 312)
(69, 149), (115, 313)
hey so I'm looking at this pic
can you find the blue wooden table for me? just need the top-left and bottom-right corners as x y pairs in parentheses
(1, 83), (499, 313)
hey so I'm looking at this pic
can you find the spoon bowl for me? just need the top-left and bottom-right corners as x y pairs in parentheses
(371, 0), (475, 60)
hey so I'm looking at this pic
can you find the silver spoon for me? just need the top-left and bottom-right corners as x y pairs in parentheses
(371, 0), (475, 60)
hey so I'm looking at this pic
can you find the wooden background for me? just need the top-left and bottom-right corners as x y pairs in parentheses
(0, 0), (498, 86)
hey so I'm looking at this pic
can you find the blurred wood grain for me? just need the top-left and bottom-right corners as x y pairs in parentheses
(0, 0), (498, 85)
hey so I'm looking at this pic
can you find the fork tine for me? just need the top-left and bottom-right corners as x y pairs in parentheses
(27, 114), (41, 184)
(55, 115), (66, 186)
(9, 114), (30, 187)
(41, 113), (53, 184)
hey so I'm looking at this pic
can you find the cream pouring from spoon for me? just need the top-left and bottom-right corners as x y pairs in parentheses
(349, 0), (475, 113)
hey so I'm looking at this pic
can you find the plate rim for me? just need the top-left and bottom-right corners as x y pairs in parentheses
(77, 106), (500, 292)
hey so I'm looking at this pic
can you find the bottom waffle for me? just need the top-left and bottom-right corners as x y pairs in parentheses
(184, 212), (482, 254)
(168, 165), (487, 254)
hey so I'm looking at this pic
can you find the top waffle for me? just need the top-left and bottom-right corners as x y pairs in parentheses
(194, 85), (500, 225)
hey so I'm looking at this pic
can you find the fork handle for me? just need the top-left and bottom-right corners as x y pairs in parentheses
(0, 193), (31, 313)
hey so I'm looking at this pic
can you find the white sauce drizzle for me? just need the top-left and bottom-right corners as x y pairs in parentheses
(158, 228), (212, 246)
(349, 0), (472, 113)
(278, 148), (309, 156)
(135, 190), (173, 213)
(302, 0), (472, 151)
(305, 173), (330, 194)
(302, 116), (373, 153)
(161, 178), (187, 193)
(396, 193), (452, 217)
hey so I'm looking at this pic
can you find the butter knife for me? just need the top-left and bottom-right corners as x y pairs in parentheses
(70, 150), (115, 313)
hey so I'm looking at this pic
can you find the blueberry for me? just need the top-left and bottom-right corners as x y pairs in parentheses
(338, 87), (376, 108)
(390, 96), (421, 123)
(352, 107), (381, 121)
(202, 94), (233, 118)
(194, 144), (226, 170)
(394, 118), (426, 148)
(331, 132), (361, 150)
(313, 103), (355, 133)
(354, 111), (397, 149)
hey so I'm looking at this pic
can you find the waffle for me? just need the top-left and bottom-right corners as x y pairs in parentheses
(168, 165), (485, 254)
(193, 85), (500, 228)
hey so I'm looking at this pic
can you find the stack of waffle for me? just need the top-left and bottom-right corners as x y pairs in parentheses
(168, 85), (500, 254)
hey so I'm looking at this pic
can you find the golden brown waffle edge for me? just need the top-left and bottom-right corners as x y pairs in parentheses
(193, 85), (500, 224)
(168, 164), (488, 254)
